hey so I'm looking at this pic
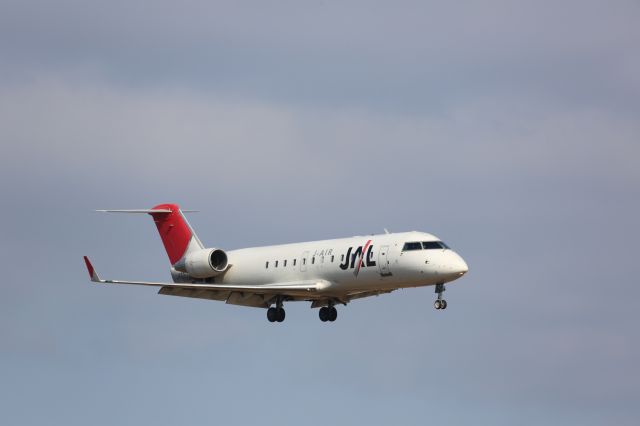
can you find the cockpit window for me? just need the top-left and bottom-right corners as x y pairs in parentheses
(422, 241), (449, 250)
(402, 242), (423, 251)
(403, 241), (450, 251)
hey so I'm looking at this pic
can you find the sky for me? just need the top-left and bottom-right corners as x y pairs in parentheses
(1, 0), (639, 424)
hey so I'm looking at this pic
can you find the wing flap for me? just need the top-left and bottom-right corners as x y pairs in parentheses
(158, 287), (230, 301)
(225, 292), (270, 308)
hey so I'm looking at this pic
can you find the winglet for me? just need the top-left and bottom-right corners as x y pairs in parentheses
(83, 256), (102, 282)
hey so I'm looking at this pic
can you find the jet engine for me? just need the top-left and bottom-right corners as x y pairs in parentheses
(179, 248), (229, 278)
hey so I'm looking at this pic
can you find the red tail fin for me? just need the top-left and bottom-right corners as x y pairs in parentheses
(149, 204), (201, 265)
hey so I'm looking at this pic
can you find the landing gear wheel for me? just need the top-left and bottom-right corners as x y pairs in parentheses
(276, 307), (286, 322)
(267, 307), (277, 322)
(434, 283), (447, 311)
(319, 307), (329, 322)
(328, 306), (337, 322)
(319, 306), (337, 322)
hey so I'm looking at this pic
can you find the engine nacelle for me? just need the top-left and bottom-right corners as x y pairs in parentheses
(179, 248), (229, 278)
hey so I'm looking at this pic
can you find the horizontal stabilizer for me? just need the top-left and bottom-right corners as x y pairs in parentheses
(96, 209), (171, 213)
(96, 209), (199, 213)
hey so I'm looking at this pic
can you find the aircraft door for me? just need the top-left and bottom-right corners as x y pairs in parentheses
(301, 251), (309, 272)
(378, 245), (392, 276)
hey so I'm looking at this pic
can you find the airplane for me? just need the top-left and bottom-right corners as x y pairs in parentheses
(83, 203), (469, 323)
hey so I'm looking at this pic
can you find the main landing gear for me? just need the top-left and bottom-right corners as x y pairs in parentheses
(267, 297), (286, 323)
(319, 305), (337, 322)
(434, 283), (447, 310)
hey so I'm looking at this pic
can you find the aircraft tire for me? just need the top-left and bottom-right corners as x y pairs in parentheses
(441, 300), (447, 309)
(329, 307), (338, 322)
(434, 300), (442, 310)
(267, 307), (278, 322)
(319, 307), (328, 322)
(276, 308), (286, 322)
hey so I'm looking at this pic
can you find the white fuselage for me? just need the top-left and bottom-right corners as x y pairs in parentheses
(219, 231), (468, 297)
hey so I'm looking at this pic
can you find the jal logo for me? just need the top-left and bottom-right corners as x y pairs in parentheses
(339, 240), (376, 276)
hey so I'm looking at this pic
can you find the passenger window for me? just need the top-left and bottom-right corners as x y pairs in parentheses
(402, 242), (423, 251)
(312, 257), (315, 264)
(265, 261), (269, 268)
(284, 260), (287, 267)
(303, 258), (306, 265)
(275, 260), (278, 267)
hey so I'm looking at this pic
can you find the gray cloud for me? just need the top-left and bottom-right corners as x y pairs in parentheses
(1, 78), (638, 187)
(2, 1), (638, 112)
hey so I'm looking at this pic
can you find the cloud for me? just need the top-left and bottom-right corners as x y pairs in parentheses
(1, 76), (638, 194)
(1, 1), (638, 112)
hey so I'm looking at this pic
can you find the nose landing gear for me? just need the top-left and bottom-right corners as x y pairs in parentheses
(434, 283), (447, 310)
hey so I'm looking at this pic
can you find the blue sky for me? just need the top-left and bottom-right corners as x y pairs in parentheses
(1, 1), (639, 425)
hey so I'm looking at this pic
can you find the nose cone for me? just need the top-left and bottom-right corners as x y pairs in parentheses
(442, 252), (468, 280)
(454, 255), (469, 276)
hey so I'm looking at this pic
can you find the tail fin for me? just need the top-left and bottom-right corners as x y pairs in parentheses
(97, 203), (203, 265)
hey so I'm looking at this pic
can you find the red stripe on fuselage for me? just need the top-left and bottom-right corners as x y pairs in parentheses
(149, 203), (192, 265)
(355, 239), (372, 276)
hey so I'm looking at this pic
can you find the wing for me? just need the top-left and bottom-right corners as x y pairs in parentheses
(83, 256), (331, 308)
